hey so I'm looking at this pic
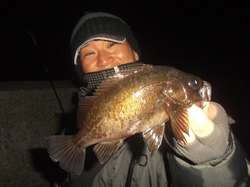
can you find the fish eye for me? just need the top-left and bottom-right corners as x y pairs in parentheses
(188, 77), (200, 89)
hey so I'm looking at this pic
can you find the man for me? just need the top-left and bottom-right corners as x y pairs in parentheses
(64, 11), (249, 186)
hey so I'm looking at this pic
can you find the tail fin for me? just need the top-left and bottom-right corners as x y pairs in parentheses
(46, 135), (85, 176)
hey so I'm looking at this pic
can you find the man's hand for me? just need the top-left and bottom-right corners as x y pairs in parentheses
(169, 101), (230, 164)
(183, 102), (217, 144)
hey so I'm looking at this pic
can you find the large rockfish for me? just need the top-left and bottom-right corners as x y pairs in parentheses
(46, 64), (211, 175)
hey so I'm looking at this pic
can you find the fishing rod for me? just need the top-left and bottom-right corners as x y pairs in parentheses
(26, 28), (71, 185)
(26, 29), (66, 135)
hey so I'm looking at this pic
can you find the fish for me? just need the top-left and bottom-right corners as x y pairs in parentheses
(46, 64), (211, 175)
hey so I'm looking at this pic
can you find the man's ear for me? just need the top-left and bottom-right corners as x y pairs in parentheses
(133, 51), (139, 61)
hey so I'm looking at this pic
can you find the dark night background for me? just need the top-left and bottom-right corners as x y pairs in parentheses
(0, 0), (250, 183)
(1, 0), (249, 82)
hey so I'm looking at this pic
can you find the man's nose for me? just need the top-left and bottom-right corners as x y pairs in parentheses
(97, 51), (114, 67)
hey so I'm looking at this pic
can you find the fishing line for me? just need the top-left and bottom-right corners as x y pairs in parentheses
(26, 29), (65, 115)
(26, 29), (70, 186)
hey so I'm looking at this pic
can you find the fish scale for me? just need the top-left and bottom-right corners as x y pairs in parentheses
(46, 64), (211, 175)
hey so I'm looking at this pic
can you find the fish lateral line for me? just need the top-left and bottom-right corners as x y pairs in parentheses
(46, 64), (212, 175)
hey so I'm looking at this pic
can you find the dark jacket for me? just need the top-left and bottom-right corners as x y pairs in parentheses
(64, 62), (249, 186)
(66, 102), (250, 187)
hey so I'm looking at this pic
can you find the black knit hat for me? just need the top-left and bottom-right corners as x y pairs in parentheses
(70, 12), (141, 80)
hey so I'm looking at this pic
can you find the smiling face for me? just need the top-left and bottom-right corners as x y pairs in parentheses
(79, 40), (139, 73)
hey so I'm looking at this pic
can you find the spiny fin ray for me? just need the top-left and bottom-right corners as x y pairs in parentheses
(93, 139), (124, 164)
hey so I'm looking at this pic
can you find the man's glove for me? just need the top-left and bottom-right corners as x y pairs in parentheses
(166, 102), (232, 164)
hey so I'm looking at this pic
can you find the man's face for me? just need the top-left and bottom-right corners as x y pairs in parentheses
(79, 40), (139, 73)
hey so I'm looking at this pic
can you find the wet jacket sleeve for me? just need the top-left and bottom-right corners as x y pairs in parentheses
(167, 102), (250, 186)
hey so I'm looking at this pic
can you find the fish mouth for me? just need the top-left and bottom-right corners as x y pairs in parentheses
(196, 81), (212, 108)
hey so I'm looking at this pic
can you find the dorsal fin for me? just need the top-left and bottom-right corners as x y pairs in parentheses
(95, 64), (153, 93)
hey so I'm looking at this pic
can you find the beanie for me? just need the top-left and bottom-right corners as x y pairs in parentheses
(70, 12), (141, 80)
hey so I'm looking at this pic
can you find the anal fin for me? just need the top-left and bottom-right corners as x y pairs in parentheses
(93, 139), (124, 164)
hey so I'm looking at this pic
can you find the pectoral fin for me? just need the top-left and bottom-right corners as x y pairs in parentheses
(142, 123), (165, 154)
(167, 104), (190, 144)
(93, 139), (124, 164)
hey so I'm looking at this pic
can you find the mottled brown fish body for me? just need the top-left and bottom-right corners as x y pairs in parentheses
(46, 65), (211, 175)
(74, 66), (176, 146)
